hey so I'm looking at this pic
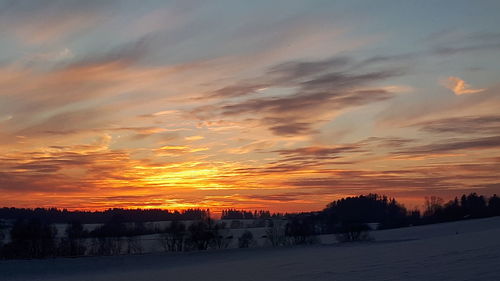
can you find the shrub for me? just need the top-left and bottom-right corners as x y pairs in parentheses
(335, 223), (372, 242)
(159, 221), (186, 252)
(238, 230), (254, 248)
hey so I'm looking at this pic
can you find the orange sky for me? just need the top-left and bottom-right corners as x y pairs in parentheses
(1, 1), (500, 213)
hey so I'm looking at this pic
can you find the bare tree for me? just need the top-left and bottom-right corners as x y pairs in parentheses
(185, 219), (215, 251)
(424, 196), (444, 217)
(211, 222), (231, 249)
(126, 236), (142, 254)
(59, 221), (87, 256)
(160, 221), (186, 252)
(265, 219), (287, 247)
(238, 230), (254, 248)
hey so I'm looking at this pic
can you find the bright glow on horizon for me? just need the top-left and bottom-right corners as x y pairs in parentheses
(0, 1), (499, 212)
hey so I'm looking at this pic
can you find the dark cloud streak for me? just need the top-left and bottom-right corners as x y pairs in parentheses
(411, 115), (500, 135)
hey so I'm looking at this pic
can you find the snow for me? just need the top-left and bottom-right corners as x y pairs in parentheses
(1, 216), (500, 281)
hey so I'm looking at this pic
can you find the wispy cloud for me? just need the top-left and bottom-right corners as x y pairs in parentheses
(0, 0), (116, 44)
(395, 135), (500, 156)
(411, 115), (500, 135)
(443, 76), (485, 95)
(157, 145), (209, 155)
(194, 56), (404, 136)
(1, 2), (500, 211)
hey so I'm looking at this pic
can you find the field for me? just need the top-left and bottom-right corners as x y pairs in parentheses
(1, 217), (499, 281)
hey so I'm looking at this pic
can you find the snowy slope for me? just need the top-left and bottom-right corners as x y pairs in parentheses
(1, 216), (500, 281)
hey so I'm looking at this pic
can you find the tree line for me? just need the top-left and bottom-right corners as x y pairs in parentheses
(422, 193), (500, 223)
(0, 207), (210, 224)
(1, 192), (500, 259)
(220, 209), (279, 220)
(282, 193), (500, 243)
(0, 213), (246, 259)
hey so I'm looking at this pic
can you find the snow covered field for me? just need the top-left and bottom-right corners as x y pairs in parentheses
(1, 217), (500, 281)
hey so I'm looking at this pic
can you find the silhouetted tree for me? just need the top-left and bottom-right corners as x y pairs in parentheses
(324, 194), (410, 230)
(125, 236), (142, 254)
(285, 215), (316, 245)
(58, 220), (87, 256)
(91, 237), (123, 256)
(407, 209), (421, 226)
(160, 221), (186, 252)
(0, 207), (210, 224)
(185, 219), (215, 251)
(335, 223), (372, 242)
(424, 196), (444, 218)
(265, 219), (287, 247)
(211, 222), (231, 249)
(439, 197), (465, 221)
(0, 220), (5, 257)
(488, 194), (500, 216)
(424, 193), (497, 223)
(3, 218), (57, 259)
(89, 215), (127, 256)
(238, 230), (254, 248)
(221, 209), (273, 220)
(461, 193), (488, 218)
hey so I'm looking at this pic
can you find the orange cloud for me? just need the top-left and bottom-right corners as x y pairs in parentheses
(158, 145), (208, 155)
(444, 76), (485, 95)
(185, 135), (205, 141)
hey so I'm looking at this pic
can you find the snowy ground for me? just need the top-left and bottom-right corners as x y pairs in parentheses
(1, 217), (500, 281)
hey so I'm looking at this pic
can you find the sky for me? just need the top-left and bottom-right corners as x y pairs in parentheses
(1, 0), (500, 213)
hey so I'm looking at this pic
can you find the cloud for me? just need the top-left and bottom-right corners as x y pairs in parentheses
(239, 192), (316, 203)
(0, 38), (209, 146)
(434, 43), (500, 56)
(23, 48), (75, 64)
(157, 145), (208, 155)
(268, 122), (316, 136)
(226, 140), (275, 154)
(65, 35), (152, 68)
(208, 83), (270, 99)
(395, 135), (500, 156)
(2, 5), (500, 212)
(193, 56), (403, 136)
(203, 56), (352, 100)
(19, 107), (113, 137)
(429, 31), (500, 56)
(0, 0), (116, 44)
(299, 69), (402, 90)
(274, 145), (363, 158)
(443, 76), (485, 95)
(214, 88), (395, 137)
(282, 160), (500, 199)
(268, 56), (352, 82)
(376, 83), (500, 130)
(0, 148), (138, 193)
(411, 115), (500, 135)
(185, 135), (205, 141)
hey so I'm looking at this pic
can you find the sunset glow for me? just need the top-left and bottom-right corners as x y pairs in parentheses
(1, 1), (500, 213)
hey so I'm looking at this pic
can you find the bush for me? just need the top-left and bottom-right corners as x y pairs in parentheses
(159, 221), (186, 252)
(335, 223), (372, 242)
(238, 230), (254, 248)
(185, 219), (214, 251)
(285, 216), (317, 245)
(89, 237), (123, 256)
